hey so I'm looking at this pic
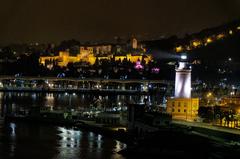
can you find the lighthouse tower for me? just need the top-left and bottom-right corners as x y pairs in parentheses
(167, 54), (199, 121)
(175, 61), (191, 98)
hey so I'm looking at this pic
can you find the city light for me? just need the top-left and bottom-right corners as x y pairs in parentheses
(151, 68), (160, 74)
(180, 54), (187, 60)
(135, 61), (144, 70)
(207, 92), (213, 98)
(48, 83), (54, 88)
(192, 40), (201, 47)
(206, 38), (213, 43)
(175, 46), (183, 52)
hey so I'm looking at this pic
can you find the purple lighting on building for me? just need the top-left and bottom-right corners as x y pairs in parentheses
(135, 61), (144, 70)
(151, 67), (160, 73)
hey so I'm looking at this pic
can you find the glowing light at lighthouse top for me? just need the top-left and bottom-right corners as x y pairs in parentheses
(175, 62), (191, 98)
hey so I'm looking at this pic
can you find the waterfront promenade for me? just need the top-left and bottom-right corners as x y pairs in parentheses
(173, 120), (240, 145)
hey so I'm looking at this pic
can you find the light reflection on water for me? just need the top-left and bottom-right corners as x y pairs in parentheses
(56, 127), (127, 159)
(0, 122), (126, 159)
(0, 92), (162, 112)
(0, 92), (130, 159)
(55, 126), (127, 159)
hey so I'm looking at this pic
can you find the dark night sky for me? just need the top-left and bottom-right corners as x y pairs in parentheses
(1, 0), (240, 44)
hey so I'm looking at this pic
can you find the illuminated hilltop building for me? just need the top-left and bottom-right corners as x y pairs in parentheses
(39, 38), (152, 68)
(167, 56), (199, 121)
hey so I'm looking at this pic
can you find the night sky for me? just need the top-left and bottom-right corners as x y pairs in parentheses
(1, 0), (240, 44)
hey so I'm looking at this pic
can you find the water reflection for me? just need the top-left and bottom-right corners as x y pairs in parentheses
(114, 140), (127, 153)
(0, 92), (163, 116)
(0, 122), (126, 159)
(9, 123), (16, 137)
(55, 127), (127, 159)
(0, 92), (132, 159)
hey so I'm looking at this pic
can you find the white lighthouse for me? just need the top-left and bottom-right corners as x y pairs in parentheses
(175, 62), (191, 98)
(167, 54), (199, 121)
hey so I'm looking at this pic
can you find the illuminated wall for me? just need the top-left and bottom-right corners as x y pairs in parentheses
(58, 51), (80, 66)
(113, 54), (152, 64)
(39, 56), (58, 66)
(115, 56), (127, 62)
(131, 38), (138, 49)
(166, 98), (199, 121)
(126, 54), (152, 64)
(175, 62), (191, 98)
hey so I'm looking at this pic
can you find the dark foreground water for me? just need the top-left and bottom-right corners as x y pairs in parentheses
(0, 121), (126, 159)
(0, 92), (131, 159)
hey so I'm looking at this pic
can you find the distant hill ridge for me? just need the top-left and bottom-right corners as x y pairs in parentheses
(142, 19), (240, 57)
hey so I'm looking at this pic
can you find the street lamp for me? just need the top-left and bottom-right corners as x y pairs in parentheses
(206, 92), (213, 106)
(206, 92), (215, 124)
(64, 92), (76, 111)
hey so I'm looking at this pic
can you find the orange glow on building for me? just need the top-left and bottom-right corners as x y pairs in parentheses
(206, 37), (213, 44)
(191, 40), (201, 48)
(40, 49), (152, 68)
(216, 33), (225, 40)
(175, 46), (183, 53)
(39, 38), (152, 67)
(167, 98), (199, 121)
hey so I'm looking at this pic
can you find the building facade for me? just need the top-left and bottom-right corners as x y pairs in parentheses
(39, 38), (151, 68)
(221, 96), (240, 106)
(167, 98), (199, 121)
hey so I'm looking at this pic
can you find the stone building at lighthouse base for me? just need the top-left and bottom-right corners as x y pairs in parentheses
(166, 98), (199, 121)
